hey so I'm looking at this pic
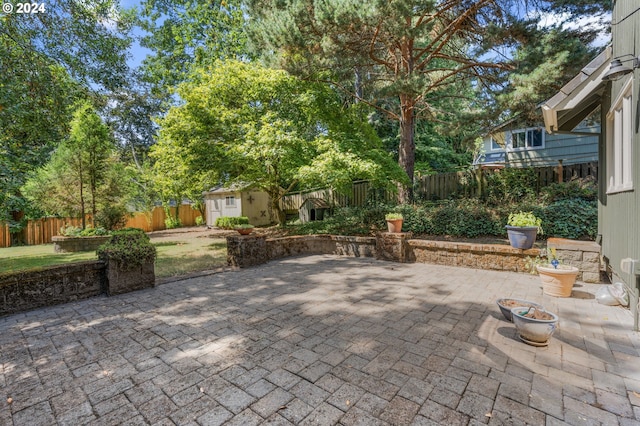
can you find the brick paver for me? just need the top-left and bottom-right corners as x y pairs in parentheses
(1, 255), (639, 425)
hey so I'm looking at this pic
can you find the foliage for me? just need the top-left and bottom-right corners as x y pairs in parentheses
(507, 212), (543, 230)
(535, 198), (597, 240)
(215, 216), (250, 229)
(248, 0), (606, 201)
(22, 102), (128, 230)
(427, 200), (503, 237)
(484, 168), (538, 204)
(195, 216), (205, 226)
(164, 215), (182, 229)
(136, 0), (247, 99)
(97, 228), (157, 270)
(539, 177), (597, 202)
(234, 224), (255, 229)
(60, 225), (109, 237)
(153, 60), (405, 225)
(385, 213), (404, 220)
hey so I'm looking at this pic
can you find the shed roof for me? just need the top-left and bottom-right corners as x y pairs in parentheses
(300, 198), (330, 209)
(541, 47), (611, 133)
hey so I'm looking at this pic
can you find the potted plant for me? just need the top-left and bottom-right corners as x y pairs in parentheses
(511, 306), (559, 346)
(234, 224), (254, 235)
(505, 211), (542, 249)
(97, 228), (157, 295)
(496, 298), (544, 322)
(536, 248), (579, 297)
(385, 213), (404, 233)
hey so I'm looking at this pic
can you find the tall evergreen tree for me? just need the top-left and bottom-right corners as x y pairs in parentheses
(248, 0), (610, 202)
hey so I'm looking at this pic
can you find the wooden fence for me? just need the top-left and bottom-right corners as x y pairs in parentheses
(281, 162), (598, 211)
(0, 206), (203, 248)
(281, 181), (396, 212)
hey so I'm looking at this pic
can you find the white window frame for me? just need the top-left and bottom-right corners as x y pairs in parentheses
(606, 77), (634, 194)
(509, 128), (545, 150)
(225, 196), (236, 207)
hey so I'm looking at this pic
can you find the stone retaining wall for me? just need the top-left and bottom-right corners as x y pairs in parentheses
(408, 240), (538, 272)
(0, 261), (106, 316)
(547, 238), (601, 283)
(52, 235), (111, 253)
(227, 234), (542, 274)
(0, 259), (156, 316)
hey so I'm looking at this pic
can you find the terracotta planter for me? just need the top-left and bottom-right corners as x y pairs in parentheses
(386, 219), (403, 233)
(536, 264), (579, 297)
(236, 228), (254, 235)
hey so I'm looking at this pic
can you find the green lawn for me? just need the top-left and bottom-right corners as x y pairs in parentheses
(0, 237), (227, 278)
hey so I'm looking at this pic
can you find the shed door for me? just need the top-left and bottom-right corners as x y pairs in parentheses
(209, 198), (222, 225)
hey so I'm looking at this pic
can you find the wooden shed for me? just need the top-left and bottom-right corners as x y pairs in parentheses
(299, 198), (330, 223)
(203, 186), (272, 227)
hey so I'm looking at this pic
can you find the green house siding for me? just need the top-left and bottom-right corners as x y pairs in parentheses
(600, 0), (640, 329)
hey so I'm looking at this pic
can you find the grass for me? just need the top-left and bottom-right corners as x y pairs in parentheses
(154, 239), (227, 278)
(0, 237), (228, 278)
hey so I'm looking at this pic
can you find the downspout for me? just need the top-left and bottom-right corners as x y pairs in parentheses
(621, 258), (640, 331)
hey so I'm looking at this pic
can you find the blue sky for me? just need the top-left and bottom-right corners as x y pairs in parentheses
(120, 0), (152, 69)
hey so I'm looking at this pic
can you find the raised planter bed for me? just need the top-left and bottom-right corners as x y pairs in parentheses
(52, 235), (111, 253)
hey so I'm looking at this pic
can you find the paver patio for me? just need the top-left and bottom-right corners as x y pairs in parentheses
(1, 255), (639, 425)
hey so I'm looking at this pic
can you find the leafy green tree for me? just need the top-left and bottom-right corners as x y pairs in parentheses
(152, 60), (405, 224)
(22, 103), (126, 229)
(1, 0), (137, 238)
(136, 0), (248, 99)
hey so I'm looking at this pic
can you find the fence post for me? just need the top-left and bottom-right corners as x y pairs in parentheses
(557, 160), (563, 183)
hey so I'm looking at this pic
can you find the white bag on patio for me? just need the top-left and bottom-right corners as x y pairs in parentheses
(610, 282), (629, 307)
(596, 285), (619, 306)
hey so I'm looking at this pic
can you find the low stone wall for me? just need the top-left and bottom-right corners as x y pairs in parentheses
(0, 259), (156, 316)
(408, 240), (539, 273)
(52, 235), (111, 253)
(0, 261), (106, 316)
(227, 234), (377, 268)
(226, 233), (541, 274)
(547, 238), (601, 283)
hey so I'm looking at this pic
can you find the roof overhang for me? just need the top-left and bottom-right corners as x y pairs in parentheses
(541, 47), (611, 134)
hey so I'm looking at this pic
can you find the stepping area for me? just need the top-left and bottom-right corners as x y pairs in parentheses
(1, 255), (639, 425)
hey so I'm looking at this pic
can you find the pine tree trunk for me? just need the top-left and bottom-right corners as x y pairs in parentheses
(398, 94), (416, 203)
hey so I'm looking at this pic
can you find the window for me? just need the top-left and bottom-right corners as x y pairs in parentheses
(225, 196), (236, 207)
(510, 128), (544, 150)
(490, 137), (502, 151)
(606, 78), (634, 193)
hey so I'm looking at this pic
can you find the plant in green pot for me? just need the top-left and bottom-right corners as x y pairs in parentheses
(505, 211), (542, 249)
(385, 213), (404, 233)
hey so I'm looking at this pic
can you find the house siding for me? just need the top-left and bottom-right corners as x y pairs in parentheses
(480, 126), (598, 168)
(600, 0), (640, 327)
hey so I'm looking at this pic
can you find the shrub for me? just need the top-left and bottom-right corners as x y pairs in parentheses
(539, 177), (597, 203)
(164, 216), (182, 229)
(429, 200), (502, 237)
(97, 228), (156, 270)
(60, 225), (109, 237)
(195, 215), (205, 226)
(537, 198), (597, 240)
(485, 168), (537, 204)
(215, 216), (250, 229)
